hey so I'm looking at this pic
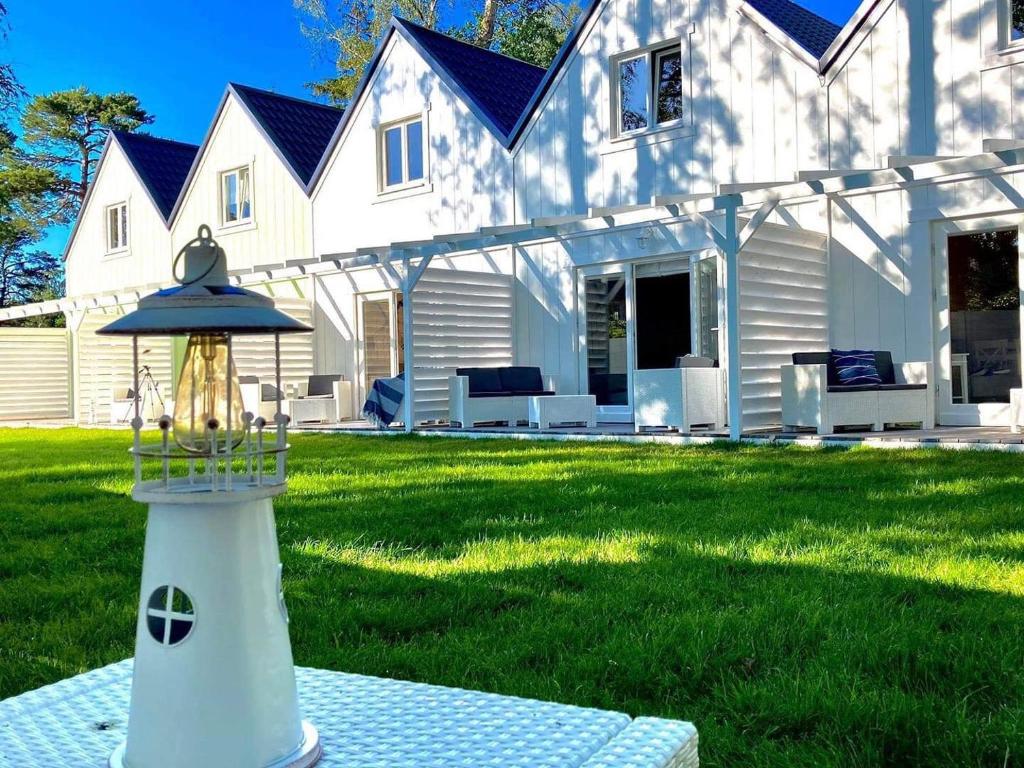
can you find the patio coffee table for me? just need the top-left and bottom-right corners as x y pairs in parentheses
(0, 660), (699, 767)
(529, 394), (598, 429)
(288, 396), (336, 424)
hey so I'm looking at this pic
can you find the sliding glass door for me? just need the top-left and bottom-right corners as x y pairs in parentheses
(935, 220), (1023, 425)
(358, 291), (404, 401)
(579, 256), (711, 422)
(582, 270), (631, 419)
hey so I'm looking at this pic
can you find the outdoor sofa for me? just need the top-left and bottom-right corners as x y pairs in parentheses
(781, 351), (933, 434)
(240, 374), (352, 424)
(633, 356), (725, 433)
(449, 366), (556, 427)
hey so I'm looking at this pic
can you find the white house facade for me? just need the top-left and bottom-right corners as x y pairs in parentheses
(3, 0), (1024, 439)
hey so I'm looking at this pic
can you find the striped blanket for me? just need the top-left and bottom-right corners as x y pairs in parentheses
(362, 372), (405, 428)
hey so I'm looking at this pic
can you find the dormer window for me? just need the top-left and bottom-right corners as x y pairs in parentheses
(614, 43), (686, 138)
(379, 115), (426, 192)
(220, 166), (252, 226)
(106, 202), (128, 253)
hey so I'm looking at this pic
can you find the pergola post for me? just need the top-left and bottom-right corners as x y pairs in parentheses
(721, 200), (743, 441)
(399, 251), (434, 433)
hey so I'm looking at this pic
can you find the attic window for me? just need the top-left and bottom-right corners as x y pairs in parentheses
(379, 116), (426, 192)
(106, 202), (128, 253)
(614, 43), (687, 138)
(220, 166), (252, 226)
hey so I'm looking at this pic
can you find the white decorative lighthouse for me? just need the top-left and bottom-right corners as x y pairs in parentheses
(98, 226), (321, 768)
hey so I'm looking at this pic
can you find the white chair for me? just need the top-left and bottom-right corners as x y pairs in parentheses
(633, 359), (725, 433)
(290, 374), (353, 424)
(781, 352), (934, 434)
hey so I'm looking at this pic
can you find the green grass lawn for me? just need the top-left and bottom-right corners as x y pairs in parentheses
(0, 428), (1022, 766)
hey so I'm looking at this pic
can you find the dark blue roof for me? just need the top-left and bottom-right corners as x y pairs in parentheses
(747, 0), (843, 59)
(396, 18), (547, 140)
(113, 132), (198, 220)
(230, 83), (344, 185)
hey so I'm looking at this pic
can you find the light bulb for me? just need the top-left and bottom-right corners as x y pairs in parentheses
(172, 334), (246, 454)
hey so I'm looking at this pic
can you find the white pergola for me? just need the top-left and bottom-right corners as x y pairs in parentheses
(5, 142), (1024, 440)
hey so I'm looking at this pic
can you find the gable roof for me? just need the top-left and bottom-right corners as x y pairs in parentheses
(229, 83), (344, 185)
(112, 131), (199, 220)
(396, 18), (546, 139)
(63, 131), (199, 260)
(308, 17), (548, 191)
(745, 0), (843, 59)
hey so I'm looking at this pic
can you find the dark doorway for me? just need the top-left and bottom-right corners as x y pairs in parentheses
(635, 272), (691, 370)
(948, 229), (1021, 403)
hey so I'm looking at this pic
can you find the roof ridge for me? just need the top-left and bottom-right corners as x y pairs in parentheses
(394, 16), (547, 72)
(111, 130), (199, 150)
(228, 82), (343, 114)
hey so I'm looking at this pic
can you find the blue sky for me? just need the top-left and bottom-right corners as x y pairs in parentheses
(5, 0), (860, 255)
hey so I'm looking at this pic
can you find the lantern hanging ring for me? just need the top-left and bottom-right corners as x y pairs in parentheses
(172, 224), (221, 286)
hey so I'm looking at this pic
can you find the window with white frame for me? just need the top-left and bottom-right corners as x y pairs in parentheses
(220, 166), (252, 226)
(379, 116), (425, 191)
(614, 43), (686, 137)
(106, 202), (128, 252)
(1012, 0), (1024, 43)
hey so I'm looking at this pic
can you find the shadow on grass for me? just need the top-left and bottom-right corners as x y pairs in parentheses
(283, 543), (1023, 768)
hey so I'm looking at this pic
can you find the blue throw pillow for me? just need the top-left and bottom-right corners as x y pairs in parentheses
(831, 349), (882, 386)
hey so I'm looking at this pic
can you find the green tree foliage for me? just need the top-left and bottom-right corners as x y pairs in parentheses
(471, 0), (578, 68)
(0, 3), (24, 116)
(295, 0), (579, 105)
(20, 87), (153, 219)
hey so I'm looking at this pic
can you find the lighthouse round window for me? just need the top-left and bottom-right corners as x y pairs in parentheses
(146, 586), (196, 646)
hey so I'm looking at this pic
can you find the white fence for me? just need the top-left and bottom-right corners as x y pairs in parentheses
(0, 326), (72, 421)
(411, 268), (514, 422)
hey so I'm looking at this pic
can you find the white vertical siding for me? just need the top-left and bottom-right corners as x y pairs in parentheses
(64, 142), (173, 297)
(0, 328), (71, 421)
(311, 34), (516, 257)
(171, 97), (313, 273)
(513, 0), (829, 220)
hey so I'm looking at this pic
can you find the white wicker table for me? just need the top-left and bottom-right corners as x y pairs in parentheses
(529, 395), (598, 430)
(0, 660), (698, 767)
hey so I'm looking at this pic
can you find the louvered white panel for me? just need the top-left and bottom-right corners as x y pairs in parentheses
(76, 298), (314, 425)
(411, 269), (513, 423)
(739, 224), (830, 428)
(229, 298), (315, 393)
(0, 327), (71, 421)
(76, 307), (174, 425)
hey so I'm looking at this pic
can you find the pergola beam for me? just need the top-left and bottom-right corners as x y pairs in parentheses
(982, 138), (1024, 152)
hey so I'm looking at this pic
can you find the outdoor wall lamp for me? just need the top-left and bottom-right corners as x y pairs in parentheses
(97, 225), (321, 768)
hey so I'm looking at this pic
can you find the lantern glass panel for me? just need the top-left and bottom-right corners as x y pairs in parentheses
(172, 334), (246, 454)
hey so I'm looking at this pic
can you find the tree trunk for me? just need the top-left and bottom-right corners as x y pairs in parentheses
(476, 0), (498, 47)
(78, 148), (90, 204)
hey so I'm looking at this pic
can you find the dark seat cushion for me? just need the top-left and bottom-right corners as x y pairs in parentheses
(456, 367), (504, 394)
(878, 383), (927, 391)
(498, 366), (544, 394)
(307, 374), (343, 398)
(467, 390), (514, 398)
